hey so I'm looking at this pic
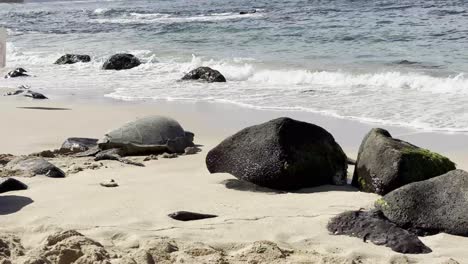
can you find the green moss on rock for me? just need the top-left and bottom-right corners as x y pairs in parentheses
(400, 147), (456, 184)
(375, 198), (389, 210)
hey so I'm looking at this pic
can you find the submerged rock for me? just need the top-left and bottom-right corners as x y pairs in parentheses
(102, 53), (141, 70)
(54, 54), (91, 65)
(0, 178), (27, 193)
(98, 115), (194, 155)
(4, 68), (29, 78)
(168, 211), (218, 221)
(352, 128), (455, 195)
(206, 117), (348, 190)
(328, 210), (431, 254)
(181, 67), (226, 82)
(376, 169), (468, 236)
(5, 157), (65, 178)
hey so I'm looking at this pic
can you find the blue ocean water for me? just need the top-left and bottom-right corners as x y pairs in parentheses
(1, 0), (467, 131)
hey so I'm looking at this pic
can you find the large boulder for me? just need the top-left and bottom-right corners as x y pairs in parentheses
(181, 67), (226, 82)
(0, 178), (28, 193)
(376, 169), (468, 236)
(206, 117), (348, 190)
(5, 157), (65, 178)
(102, 53), (141, 70)
(54, 54), (91, 65)
(352, 128), (455, 195)
(98, 116), (194, 155)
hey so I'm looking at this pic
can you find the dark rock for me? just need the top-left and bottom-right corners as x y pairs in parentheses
(328, 210), (431, 254)
(0, 154), (15, 166)
(352, 128), (455, 195)
(102, 53), (141, 70)
(4, 68), (29, 78)
(60, 138), (98, 154)
(5, 157), (65, 178)
(168, 211), (218, 221)
(347, 157), (356, 165)
(376, 169), (468, 236)
(206, 117), (348, 190)
(396, 60), (419, 65)
(24, 91), (48, 99)
(181, 67), (226, 83)
(100, 179), (118, 188)
(54, 54), (91, 65)
(0, 178), (28, 193)
(4, 89), (25, 96)
(94, 148), (122, 161)
(239, 10), (256, 15)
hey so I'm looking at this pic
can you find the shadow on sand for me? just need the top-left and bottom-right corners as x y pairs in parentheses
(0, 195), (33, 215)
(221, 179), (358, 194)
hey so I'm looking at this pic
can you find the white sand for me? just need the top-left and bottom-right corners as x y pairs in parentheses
(0, 93), (467, 263)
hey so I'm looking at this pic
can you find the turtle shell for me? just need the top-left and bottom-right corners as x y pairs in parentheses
(98, 116), (194, 154)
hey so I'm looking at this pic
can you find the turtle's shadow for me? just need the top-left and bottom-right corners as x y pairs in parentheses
(0, 195), (33, 215)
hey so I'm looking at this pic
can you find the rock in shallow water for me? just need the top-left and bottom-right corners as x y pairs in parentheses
(54, 54), (91, 65)
(5, 157), (65, 178)
(182, 67), (226, 82)
(4, 68), (29, 78)
(206, 117), (348, 190)
(327, 210), (431, 254)
(102, 53), (141, 70)
(352, 128), (455, 195)
(376, 169), (468, 236)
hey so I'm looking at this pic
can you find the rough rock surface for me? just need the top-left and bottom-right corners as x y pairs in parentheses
(376, 169), (468, 236)
(206, 117), (348, 190)
(5, 157), (65, 178)
(0, 178), (27, 193)
(4, 68), (29, 78)
(328, 210), (431, 254)
(59, 138), (99, 154)
(54, 54), (91, 65)
(102, 53), (141, 70)
(181, 67), (226, 82)
(352, 128), (455, 195)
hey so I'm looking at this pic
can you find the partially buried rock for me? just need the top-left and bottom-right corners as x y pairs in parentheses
(24, 91), (48, 99)
(100, 179), (118, 188)
(102, 53), (141, 70)
(5, 157), (65, 178)
(328, 210), (431, 254)
(184, 146), (201, 155)
(376, 169), (468, 236)
(54, 54), (91, 65)
(59, 137), (99, 154)
(0, 178), (28, 193)
(182, 67), (226, 82)
(206, 117), (348, 190)
(352, 128), (455, 195)
(168, 211), (218, 221)
(4, 68), (29, 78)
(98, 115), (194, 155)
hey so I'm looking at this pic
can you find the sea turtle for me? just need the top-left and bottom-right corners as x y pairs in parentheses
(97, 115), (195, 156)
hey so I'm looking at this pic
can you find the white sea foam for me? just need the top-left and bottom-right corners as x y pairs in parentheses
(3, 47), (468, 132)
(91, 11), (263, 24)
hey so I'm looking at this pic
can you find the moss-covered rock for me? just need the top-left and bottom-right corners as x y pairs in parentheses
(352, 128), (455, 195)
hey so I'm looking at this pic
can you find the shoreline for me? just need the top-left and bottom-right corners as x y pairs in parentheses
(0, 92), (467, 263)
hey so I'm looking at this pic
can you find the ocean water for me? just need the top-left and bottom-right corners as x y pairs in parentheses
(0, 0), (467, 132)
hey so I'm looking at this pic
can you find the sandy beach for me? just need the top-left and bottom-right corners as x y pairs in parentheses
(0, 91), (467, 263)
